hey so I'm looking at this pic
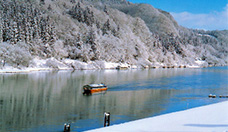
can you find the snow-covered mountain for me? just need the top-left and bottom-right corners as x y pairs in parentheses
(0, 0), (227, 70)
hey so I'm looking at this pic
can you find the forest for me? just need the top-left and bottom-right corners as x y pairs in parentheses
(0, 0), (227, 69)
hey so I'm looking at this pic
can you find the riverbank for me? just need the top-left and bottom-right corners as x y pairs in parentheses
(0, 57), (208, 73)
(87, 101), (228, 132)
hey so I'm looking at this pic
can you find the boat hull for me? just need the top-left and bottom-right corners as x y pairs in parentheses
(83, 86), (108, 95)
(90, 87), (108, 93)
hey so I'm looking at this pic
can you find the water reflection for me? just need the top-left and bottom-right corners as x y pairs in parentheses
(0, 68), (227, 131)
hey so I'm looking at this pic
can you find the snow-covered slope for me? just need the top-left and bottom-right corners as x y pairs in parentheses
(0, 0), (227, 71)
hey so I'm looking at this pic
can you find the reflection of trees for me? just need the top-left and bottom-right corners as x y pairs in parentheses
(0, 69), (194, 131)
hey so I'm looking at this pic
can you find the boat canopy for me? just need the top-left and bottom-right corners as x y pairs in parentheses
(88, 84), (105, 88)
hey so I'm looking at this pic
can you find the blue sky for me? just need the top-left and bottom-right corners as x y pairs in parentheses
(128, 0), (228, 30)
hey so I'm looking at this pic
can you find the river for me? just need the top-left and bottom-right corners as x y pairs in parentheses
(0, 67), (227, 131)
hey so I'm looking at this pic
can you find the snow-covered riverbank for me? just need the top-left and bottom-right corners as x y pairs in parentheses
(87, 101), (228, 132)
(0, 57), (207, 73)
(0, 58), (133, 73)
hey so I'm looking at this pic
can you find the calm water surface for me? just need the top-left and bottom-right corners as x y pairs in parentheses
(0, 67), (227, 131)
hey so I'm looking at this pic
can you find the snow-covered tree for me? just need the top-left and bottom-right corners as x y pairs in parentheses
(40, 0), (45, 5)
(11, 21), (19, 44)
(104, 5), (108, 15)
(0, 13), (3, 43)
(102, 19), (111, 35)
(0, 42), (32, 67)
(0, 0), (227, 68)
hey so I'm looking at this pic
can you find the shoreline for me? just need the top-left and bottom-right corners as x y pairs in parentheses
(0, 66), (201, 73)
(86, 101), (228, 132)
(0, 65), (224, 73)
(1, 58), (225, 73)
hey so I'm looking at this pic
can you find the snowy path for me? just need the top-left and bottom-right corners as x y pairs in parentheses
(87, 101), (228, 132)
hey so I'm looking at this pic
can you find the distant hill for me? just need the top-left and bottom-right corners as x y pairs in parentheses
(0, 0), (227, 69)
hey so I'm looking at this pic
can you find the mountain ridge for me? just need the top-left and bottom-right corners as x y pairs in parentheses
(0, 0), (227, 70)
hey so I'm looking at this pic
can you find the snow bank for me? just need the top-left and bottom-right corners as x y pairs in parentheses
(104, 62), (119, 69)
(0, 57), (210, 73)
(87, 101), (228, 132)
(0, 58), (134, 73)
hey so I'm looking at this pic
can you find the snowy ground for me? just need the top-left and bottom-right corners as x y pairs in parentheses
(0, 58), (204, 73)
(87, 101), (228, 132)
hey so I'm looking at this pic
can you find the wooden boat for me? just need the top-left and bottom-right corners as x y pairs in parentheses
(83, 83), (108, 94)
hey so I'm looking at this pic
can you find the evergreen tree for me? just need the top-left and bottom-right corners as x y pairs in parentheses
(69, 3), (96, 26)
(104, 5), (108, 15)
(86, 28), (96, 46)
(76, 2), (83, 22)
(8, 21), (14, 43)
(89, 11), (95, 25)
(12, 21), (19, 44)
(86, 28), (100, 60)
(96, 20), (100, 29)
(43, 25), (50, 43)
(83, 8), (89, 25)
(70, 0), (76, 3)
(102, 19), (111, 35)
(40, 0), (45, 5)
(33, 17), (39, 39)
(25, 26), (30, 43)
(49, 24), (57, 43)
(3, 19), (10, 42)
(0, 13), (3, 43)
(76, 33), (83, 49)
(48, 4), (52, 11)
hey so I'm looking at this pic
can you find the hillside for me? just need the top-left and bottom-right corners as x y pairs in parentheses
(0, 0), (227, 70)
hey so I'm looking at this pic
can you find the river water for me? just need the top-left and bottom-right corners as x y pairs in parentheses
(0, 67), (227, 131)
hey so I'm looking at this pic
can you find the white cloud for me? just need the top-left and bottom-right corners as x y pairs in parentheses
(171, 4), (228, 30)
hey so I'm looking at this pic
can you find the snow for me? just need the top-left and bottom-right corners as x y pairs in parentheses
(89, 84), (105, 87)
(87, 101), (228, 132)
(0, 58), (136, 73)
(197, 34), (214, 38)
(0, 66), (51, 73)
(32, 57), (48, 68)
(187, 65), (201, 68)
(195, 60), (206, 65)
(0, 57), (210, 73)
(104, 62), (119, 69)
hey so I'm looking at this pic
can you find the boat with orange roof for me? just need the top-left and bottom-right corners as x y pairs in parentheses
(83, 83), (108, 95)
